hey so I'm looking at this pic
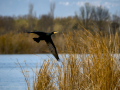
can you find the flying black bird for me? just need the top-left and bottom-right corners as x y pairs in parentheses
(27, 31), (60, 61)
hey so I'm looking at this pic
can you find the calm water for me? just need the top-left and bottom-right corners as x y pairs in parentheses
(0, 54), (119, 90)
(0, 54), (60, 90)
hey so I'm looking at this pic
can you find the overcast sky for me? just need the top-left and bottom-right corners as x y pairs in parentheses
(0, 0), (120, 17)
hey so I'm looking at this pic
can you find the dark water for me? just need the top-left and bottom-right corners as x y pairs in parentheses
(0, 54), (58, 90)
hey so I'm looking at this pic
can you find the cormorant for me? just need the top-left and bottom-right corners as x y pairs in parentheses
(27, 31), (60, 61)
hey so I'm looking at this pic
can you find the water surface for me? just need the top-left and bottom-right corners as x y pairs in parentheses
(0, 54), (119, 90)
(0, 54), (57, 90)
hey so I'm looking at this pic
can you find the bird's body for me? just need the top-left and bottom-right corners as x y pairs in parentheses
(27, 31), (60, 61)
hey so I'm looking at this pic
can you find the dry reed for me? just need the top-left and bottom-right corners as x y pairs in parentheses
(19, 29), (120, 90)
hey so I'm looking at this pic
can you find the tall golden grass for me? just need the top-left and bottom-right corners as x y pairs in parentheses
(0, 32), (64, 54)
(18, 29), (119, 90)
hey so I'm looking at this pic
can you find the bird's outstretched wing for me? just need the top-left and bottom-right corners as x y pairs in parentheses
(27, 31), (46, 36)
(45, 37), (59, 61)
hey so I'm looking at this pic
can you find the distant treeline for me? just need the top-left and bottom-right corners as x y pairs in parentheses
(0, 2), (120, 54)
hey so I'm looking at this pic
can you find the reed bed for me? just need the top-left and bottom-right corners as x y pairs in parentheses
(19, 29), (120, 90)
(0, 32), (64, 54)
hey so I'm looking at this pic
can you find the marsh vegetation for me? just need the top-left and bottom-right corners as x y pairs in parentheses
(16, 29), (120, 90)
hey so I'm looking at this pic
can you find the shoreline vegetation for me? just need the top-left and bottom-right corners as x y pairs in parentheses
(16, 29), (120, 90)
(0, 28), (120, 54)
(0, 2), (120, 54)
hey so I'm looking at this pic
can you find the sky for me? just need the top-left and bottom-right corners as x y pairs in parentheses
(0, 0), (120, 18)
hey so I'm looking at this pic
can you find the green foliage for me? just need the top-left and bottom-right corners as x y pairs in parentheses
(15, 19), (29, 32)
(0, 16), (15, 34)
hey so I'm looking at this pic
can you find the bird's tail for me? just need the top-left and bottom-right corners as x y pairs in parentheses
(57, 58), (61, 62)
(33, 38), (40, 43)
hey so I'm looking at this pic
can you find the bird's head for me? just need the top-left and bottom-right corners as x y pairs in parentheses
(50, 31), (58, 35)
(49, 31), (58, 36)
(53, 31), (58, 34)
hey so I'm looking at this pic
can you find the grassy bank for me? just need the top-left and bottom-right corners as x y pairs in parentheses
(0, 32), (64, 54)
(17, 29), (120, 90)
(0, 30), (120, 54)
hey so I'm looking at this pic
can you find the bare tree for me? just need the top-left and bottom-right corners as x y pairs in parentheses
(75, 3), (95, 30)
(111, 14), (120, 34)
(37, 2), (55, 32)
(75, 3), (110, 32)
(95, 6), (110, 31)
(28, 3), (35, 31)
(37, 15), (53, 32)
(0, 16), (15, 34)
(112, 14), (120, 24)
(29, 3), (33, 17)
(49, 2), (55, 18)
(49, 2), (55, 31)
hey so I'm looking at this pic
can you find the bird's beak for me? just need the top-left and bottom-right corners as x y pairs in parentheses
(54, 32), (58, 34)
